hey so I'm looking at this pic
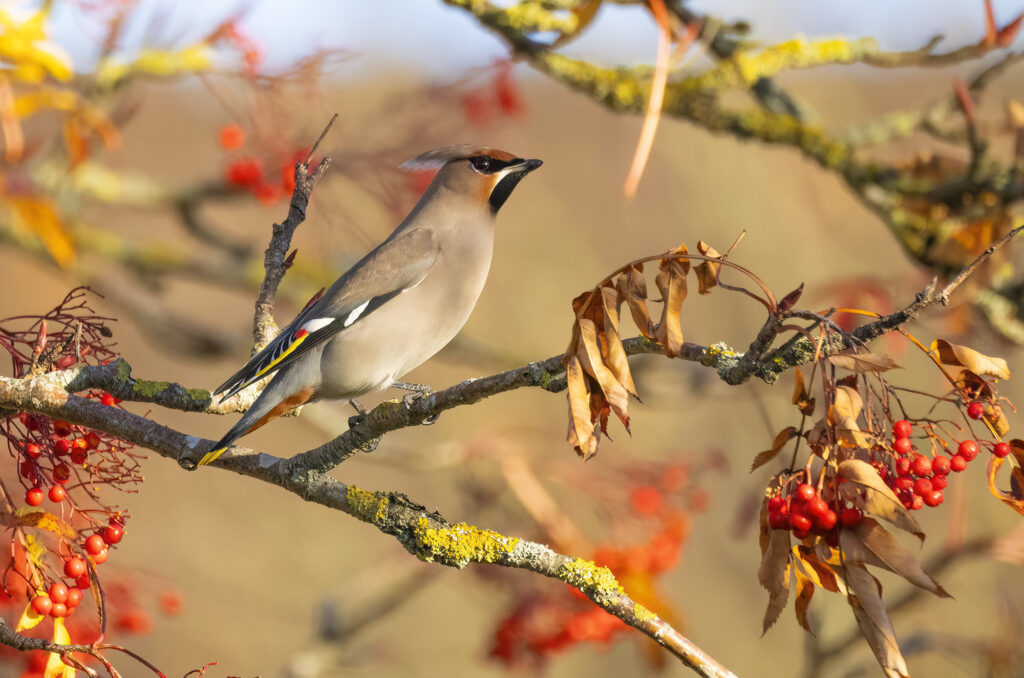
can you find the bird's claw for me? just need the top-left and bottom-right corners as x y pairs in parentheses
(401, 390), (438, 425)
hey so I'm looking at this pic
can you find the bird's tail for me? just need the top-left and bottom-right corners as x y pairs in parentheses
(198, 415), (257, 466)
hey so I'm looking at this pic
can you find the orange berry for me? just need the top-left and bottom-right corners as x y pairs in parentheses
(218, 123), (245, 150)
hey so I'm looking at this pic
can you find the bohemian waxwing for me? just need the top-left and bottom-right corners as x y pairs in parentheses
(197, 145), (542, 466)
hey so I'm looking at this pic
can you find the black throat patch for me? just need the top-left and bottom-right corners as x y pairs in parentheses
(489, 171), (527, 214)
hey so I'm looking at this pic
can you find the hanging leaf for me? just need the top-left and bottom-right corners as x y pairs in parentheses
(7, 196), (75, 267)
(839, 518), (949, 597)
(831, 385), (872, 448)
(827, 351), (901, 373)
(758, 527), (791, 633)
(566, 355), (599, 459)
(794, 546), (842, 593)
(44, 617), (75, 678)
(695, 241), (721, 294)
(793, 568), (815, 634)
(575, 317), (630, 428)
(616, 264), (655, 338)
(654, 248), (689, 356)
(988, 445), (1024, 517)
(845, 564), (910, 678)
(599, 285), (638, 397)
(838, 460), (923, 540)
(792, 367), (816, 416)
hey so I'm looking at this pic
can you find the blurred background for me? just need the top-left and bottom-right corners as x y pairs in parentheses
(1, 1), (1024, 676)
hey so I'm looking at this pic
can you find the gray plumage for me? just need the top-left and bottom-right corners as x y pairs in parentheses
(198, 145), (542, 465)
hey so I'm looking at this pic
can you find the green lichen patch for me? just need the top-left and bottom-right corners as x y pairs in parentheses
(559, 558), (624, 603)
(413, 518), (519, 569)
(132, 379), (170, 396)
(346, 485), (390, 525)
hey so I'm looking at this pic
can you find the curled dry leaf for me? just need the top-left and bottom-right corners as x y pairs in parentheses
(794, 568), (815, 634)
(654, 247), (689, 356)
(831, 385), (872, 448)
(759, 526), (792, 633)
(931, 339), (1010, 380)
(838, 460), (923, 540)
(794, 545), (842, 594)
(565, 354), (599, 459)
(987, 442), (1024, 517)
(695, 241), (721, 294)
(839, 518), (949, 598)
(827, 351), (901, 374)
(844, 564), (910, 678)
(791, 367), (815, 416)
(616, 264), (655, 338)
(777, 283), (804, 313)
(751, 426), (798, 472)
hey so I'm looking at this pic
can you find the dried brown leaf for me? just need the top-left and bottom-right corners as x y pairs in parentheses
(932, 339), (1010, 379)
(838, 460), (923, 540)
(599, 285), (638, 397)
(777, 283), (804, 313)
(795, 546), (842, 594)
(794, 568), (815, 634)
(845, 564), (910, 678)
(988, 452), (1024, 517)
(654, 250), (689, 357)
(832, 385), (872, 448)
(758, 527), (791, 633)
(576, 317), (630, 428)
(827, 351), (901, 373)
(566, 355), (598, 459)
(791, 367), (816, 416)
(751, 426), (798, 472)
(840, 518), (949, 597)
(695, 241), (721, 294)
(617, 264), (655, 338)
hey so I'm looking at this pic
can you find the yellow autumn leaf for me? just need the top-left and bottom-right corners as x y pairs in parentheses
(7, 196), (75, 267)
(0, 7), (73, 82)
(16, 600), (45, 631)
(96, 44), (212, 87)
(44, 617), (75, 678)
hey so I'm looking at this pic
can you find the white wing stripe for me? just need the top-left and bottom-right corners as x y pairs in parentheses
(343, 301), (370, 327)
(301, 317), (334, 333)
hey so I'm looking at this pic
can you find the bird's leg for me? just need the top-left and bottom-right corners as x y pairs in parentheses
(347, 398), (368, 429)
(391, 381), (438, 425)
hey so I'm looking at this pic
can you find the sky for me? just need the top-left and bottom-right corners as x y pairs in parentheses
(39, 0), (1024, 80)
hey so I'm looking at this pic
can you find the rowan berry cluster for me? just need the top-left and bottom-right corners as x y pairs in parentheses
(219, 123), (312, 205)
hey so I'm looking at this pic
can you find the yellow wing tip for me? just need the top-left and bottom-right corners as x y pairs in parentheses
(198, 447), (227, 466)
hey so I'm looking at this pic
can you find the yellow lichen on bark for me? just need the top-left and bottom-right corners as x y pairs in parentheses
(413, 518), (519, 568)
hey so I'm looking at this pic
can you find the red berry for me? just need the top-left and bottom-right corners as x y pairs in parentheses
(31, 594), (52, 615)
(20, 459), (35, 478)
(893, 420), (913, 439)
(100, 393), (116, 406)
(52, 420), (71, 437)
(50, 602), (67, 618)
(103, 525), (123, 545)
(63, 557), (86, 578)
(789, 513), (812, 533)
(218, 123), (245, 150)
(895, 457), (912, 475)
(22, 413), (39, 431)
(70, 448), (87, 465)
(255, 182), (282, 205)
(807, 497), (829, 518)
(65, 587), (83, 608)
(226, 157), (263, 187)
(893, 437), (913, 455)
(814, 509), (837, 531)
(923, 490), (943, 507)
(840, 507), (863, 528)
(950, 454), (968, 472)
(91, 547), (108, 565)
(85, 433), (101, 449)
(957, 440), (979, 462)
(53, 463), (70, 484)
(931, 474), (948, 490)
(910, 494), (924, 511)
(48, 485), (65, 502)
(967, 402), (985, 419)
(159, 590), (184, 616)
(48, 582), (68, 604)
(75, 574), (90, 590)
(993, 442), (1011, 459)
(931, 455), (951, 475)
(25, 488), (44, 506)
(24, 443), (41, 459)
(85, 534), (105, 555)
(892, 475), (914, 493)
(795, 483), (816, 502)
(630, 486), (663, 516)
(767, 496), (786, 512)
(53, 439), (70, 456)
(768, 510), (788, 529)
(911, 454), (932, 477)
(913, 478), (933, 496)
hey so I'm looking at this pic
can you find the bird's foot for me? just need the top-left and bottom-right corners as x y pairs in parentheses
(391, 381), (439, 425)
(347, 398), (368, 428)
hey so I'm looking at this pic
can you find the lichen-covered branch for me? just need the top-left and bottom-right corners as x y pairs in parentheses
(0, 372), (734, 678)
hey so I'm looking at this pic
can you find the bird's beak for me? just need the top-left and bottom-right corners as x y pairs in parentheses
(510, 158), (543, 173)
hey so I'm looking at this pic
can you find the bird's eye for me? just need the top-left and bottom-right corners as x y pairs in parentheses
(471, 156), (492, 172)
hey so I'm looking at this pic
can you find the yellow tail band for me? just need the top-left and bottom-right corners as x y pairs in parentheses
(198, 447), (227, 466)
(253, 330), (310, 379)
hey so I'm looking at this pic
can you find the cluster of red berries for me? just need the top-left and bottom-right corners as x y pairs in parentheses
(18, 409), (113, 507)
(461, 60), (525, 128)
(767, 482), (854, 542)
(28, 518), (124, 619)
(219, 124), (310, 206)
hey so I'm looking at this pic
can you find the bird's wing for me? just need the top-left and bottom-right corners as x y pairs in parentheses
(213, 229), (439, 401)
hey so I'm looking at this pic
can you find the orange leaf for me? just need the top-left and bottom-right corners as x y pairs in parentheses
(575, 317), (630, 428)
(988, 453), (1024, 516)
(931, 339), (1010, 379)
(566, 355), (599, 459)
(7, 196), (75, 268)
